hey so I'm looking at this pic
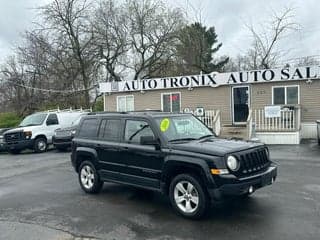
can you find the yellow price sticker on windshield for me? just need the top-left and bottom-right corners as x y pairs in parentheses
(160, 118), (170, 132)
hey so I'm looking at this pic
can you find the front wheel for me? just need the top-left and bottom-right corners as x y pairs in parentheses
(34, 138), (47, 153)
(169, 174), (209, 219)
(78, 161), (103, 194)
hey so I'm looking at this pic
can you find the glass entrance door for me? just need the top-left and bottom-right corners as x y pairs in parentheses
(232, 86), (250, 124)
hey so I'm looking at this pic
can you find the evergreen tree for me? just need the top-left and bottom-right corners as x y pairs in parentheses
(176, 22), (228, 74)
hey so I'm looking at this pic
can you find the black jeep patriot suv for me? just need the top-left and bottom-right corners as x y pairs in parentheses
(71, 111), (277, 219)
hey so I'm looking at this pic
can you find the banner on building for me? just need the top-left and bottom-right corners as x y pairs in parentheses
(99, 65), (320, 93)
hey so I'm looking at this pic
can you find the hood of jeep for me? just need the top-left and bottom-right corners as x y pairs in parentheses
(168, 137), (264, 157)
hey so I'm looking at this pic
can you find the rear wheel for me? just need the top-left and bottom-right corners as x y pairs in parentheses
(34, 138), (47, 153)
(78, 161), (103, 194)
(169, 174), (209, 219)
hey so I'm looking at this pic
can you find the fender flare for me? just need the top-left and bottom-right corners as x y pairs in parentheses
(162, 155), (215, 187)
(74, 147), (99, 171)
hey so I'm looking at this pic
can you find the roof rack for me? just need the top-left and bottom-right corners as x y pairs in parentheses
(128, 109), (163, 113)
(88, 109), (163, 115)
(88, 111), (120, 115)
(45, 107), (92, 113)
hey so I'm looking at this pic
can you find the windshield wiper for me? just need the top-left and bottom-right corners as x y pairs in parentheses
(197, 134), (215, 140)
(168, 138), (197, 143)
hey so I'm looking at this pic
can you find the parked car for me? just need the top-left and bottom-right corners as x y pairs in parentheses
(0, 128), (11, 152)
(53, 113), (88, 151)
(71, 111), (277, 219)
(4, 109), (88, 154)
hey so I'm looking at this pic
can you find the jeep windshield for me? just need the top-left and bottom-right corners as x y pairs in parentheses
(155, 115), (214, 142)
(19, 113), (47, 127)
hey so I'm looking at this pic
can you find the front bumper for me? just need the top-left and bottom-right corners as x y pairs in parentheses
(0, 143), (6, 151)
(52, 136), (72, 148)
(5, 139), (34, 151)
(208, 164), (277, 200)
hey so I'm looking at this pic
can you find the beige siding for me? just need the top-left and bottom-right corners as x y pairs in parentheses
(300, 80), (320, 122)
(105, 87), (233, 124)
(105, 79), (320, 124)
(251, 80), (320, 122)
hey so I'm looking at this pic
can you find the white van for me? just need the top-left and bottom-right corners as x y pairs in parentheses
(4, 109), (90, 154)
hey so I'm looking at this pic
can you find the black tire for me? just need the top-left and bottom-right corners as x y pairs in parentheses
(78, 161), (103, 194)
(169, 174), (209, 219)
(8, 149), (21, 154)
(34, 138), (47, 153)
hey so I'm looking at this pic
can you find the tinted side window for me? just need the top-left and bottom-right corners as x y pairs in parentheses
(99, 119), (121, 142)
(47, 114), (59, 125)
(124, 120), (155, 144)
(78, 118), (99, 138)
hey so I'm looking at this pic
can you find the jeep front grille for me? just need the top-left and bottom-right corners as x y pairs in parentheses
(239, 149), (270, 175)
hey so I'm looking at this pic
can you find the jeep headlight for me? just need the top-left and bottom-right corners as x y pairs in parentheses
(226, 155), (239, 171)
(71, 130), (76, 136)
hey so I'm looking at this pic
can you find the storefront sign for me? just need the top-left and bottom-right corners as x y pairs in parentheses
(265, 106), (281, 118)
(99, 65), (320, 93)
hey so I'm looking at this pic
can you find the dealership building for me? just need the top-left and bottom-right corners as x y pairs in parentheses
(100, 65), (320, 144)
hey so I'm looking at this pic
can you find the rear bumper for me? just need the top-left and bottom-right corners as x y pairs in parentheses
(208, 164), (277, 201)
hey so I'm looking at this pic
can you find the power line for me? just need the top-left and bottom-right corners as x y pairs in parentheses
(2, 78), (97, 94)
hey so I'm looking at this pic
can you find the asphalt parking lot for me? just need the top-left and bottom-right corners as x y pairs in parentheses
(0, 141), (319, 240)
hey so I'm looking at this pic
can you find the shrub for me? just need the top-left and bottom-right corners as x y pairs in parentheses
(92, 97), (104, 112)
(0, 112), (23, 128)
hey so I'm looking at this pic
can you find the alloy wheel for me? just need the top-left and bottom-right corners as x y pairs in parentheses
(174, 181), (199, 213)
(80, 165), (95, 189)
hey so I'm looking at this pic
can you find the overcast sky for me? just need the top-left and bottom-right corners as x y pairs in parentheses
(0, 0), (319, 63)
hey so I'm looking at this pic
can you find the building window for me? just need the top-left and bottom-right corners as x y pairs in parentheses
(117, 95), (134, 112)
(272, 86), (299, 105)
(162, 93), (181, 112)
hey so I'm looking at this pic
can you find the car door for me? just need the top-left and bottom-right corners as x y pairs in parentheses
(118, 118), (164, 189)
(96, 118), (123, 181)
(45, 113), (60, 143)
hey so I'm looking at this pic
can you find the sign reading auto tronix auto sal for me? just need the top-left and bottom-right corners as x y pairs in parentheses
(99, 65), (320, 93)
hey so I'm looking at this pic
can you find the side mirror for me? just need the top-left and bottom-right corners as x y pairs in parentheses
(140, 136), (160, 149)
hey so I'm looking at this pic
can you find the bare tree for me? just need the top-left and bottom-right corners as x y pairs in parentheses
(125, 0), (185, 79)
(41, 0), (96, 107)
(244, 7), (300, 69)
(92, 0), (129, 82)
